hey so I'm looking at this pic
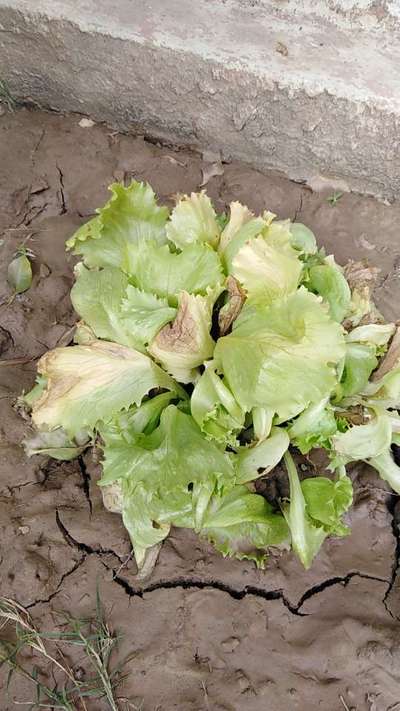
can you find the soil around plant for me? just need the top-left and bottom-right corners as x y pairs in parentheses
(1, 108), (400, 710)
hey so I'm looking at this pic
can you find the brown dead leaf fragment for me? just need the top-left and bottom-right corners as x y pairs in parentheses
(276, 41), (289, 57)
(218, 276), (246, 336)
(342, 259), (383, 328)
(372, 325), (400, 382)
(200, 162), (224, 187)
(344, 259), (380, 291)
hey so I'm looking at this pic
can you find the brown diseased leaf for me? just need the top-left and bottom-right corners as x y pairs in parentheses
(218, 276), (246, 336)
(372, 325), (400, 382)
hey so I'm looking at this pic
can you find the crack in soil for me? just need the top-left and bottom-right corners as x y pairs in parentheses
(106, 568), (389, 617)
(78, 456), (92, 514)
(383, 494), (400, 618)
(55, 511), (391, 618)
(26, 556), (85, 609)
(109, 570), (304, 615)
(56, 164), (67, 214)
(56, 509), (124, 563)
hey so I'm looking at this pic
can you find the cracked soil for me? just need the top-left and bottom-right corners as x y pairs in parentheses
(1, 108), (400, 710)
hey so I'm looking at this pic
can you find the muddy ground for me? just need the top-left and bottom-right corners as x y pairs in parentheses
(1, 108), (400, 710)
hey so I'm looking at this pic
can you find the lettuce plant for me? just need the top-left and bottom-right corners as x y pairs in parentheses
(22, 181), (400, 571)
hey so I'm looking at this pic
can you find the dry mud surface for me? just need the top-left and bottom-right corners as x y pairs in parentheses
(1, 108), (400, 710)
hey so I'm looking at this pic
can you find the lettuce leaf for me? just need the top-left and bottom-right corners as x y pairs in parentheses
(301, 473), (353, 536)
(166, 192), (220, 249)
(32, 340), (182, 437)
(23, 428), (89, 460)
(121, 285), (177, 346)
(220, 216), (267, 272)
(288, 398), (337, 453)
(289, 223), (317, 254)
(214, 287), (345, 421)
(149, 290), (217, 383)
(282, 452), (327, 569)
(70, 264), (176, 352)
(307, 258), (351, 323)
(236, 427), (289, 483)
(337, 342), (378, 398)
(200, 486), (289, 567)
(219, 201), (255, 253)
(130, 242), (223, 304)
(66, 181), (169, 270)
(218, 276), (246, 336)
(346, 323), (395, 347)
(191, 362), (245, 445)
(368, 448), (400, 495)
(230, 229), (303, 304)
(361, 327), (400, 407)
(100, 405), (234, 563)
(98, 405), (234, 488)
(331, 408), (392, 463)
(252, 407), (273, 441)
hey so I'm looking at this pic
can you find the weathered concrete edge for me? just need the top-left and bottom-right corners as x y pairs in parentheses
(1, 4), (399, 200)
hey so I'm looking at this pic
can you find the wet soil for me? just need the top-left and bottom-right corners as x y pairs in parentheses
(1, 108), (400, 710)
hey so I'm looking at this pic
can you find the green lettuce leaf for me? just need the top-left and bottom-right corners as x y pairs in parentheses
(214, 287), (345, 421)
(361, 327), (400, 407)
(121, 285), (177, 346)
(130, 242), (223, 304)
(99, 405), (235, 564)
(71, 264), (176, 351)
(331, 408), (392, 463)
(252, 407), (274, 441)
(301, 472), (353, 536)
(346, 323), (395, 347)
(200, 486), (289, 567)
(288, 398), (337, 453)
(166, 192), (220, 249)
(219, 201), (256, 253)
(32, 340), (182, 437)
(99, 392), (179, 443)
(66, 181), (169, 270)
(20, 376), (48, 410)
(230, 228), (303, 304)
(368, 448), (400, 495)
(307, 257), (351, 322)
(282, 452), (327, 569)
(337, 342), (378, 399)
(220, 215), (267, 272)
(289, 223), (317, 254)
(236, 427), (289, 483)
(149, 290), (217, 383)
(122, 484), (171, 568)
(191, 362), (245, 445)
(98, 404), (234, 487)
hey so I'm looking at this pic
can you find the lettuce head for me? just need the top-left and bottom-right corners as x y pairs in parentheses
(23, 180), (400, 572)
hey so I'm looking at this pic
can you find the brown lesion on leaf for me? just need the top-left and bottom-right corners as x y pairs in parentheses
(218, 276), (246, 336)
(153, 292), (198, 353)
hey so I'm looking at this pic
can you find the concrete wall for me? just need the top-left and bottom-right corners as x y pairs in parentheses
(1, 0), (399, 199)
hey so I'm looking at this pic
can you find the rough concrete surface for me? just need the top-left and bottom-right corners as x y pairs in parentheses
(1, 108), (400, 709)
(1, 0), (400, 199)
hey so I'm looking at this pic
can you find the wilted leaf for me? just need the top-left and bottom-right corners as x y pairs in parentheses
(7, 254), (32, 294)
